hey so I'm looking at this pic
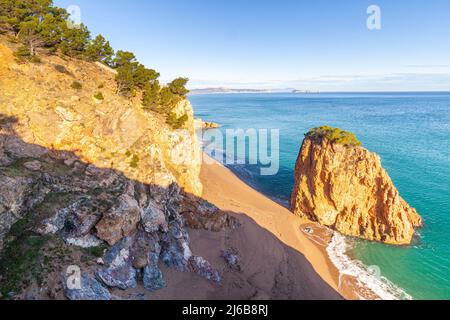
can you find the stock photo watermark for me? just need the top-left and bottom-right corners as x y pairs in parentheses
(66, 5), (82, 29)
(66, 265), (81, 290)
(169, 128), (280, 176)
(367, 5), (382, 30)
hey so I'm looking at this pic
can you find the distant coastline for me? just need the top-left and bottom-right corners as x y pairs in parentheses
(189, 89), (450, 96)
(189, 87), (297, 95)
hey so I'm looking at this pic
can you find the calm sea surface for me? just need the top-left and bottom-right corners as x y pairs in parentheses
(190, 92), (450, 300)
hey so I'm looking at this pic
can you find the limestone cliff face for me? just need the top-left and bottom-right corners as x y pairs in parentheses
(291, 137), (423, 245)
(0, 41), (202, 197)
(0, 40), (237, 299)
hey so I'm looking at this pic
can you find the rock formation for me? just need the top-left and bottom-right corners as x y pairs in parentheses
(195, 119), (221, 130)
(291, 128), (423, 245)
(0, 41), (202, 197)
(0, 39), (236, 299)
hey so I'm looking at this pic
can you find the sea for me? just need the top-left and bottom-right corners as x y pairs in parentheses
(190, 92), (450, 300)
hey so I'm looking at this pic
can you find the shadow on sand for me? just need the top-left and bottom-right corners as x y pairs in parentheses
(0, 113), (341, 300)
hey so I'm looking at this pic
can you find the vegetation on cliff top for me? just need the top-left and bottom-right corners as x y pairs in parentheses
(306, 126), (362, 147)
(0, 0), (190, 129)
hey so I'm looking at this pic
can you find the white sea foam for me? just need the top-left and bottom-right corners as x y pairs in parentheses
(326, 232), (413, 300)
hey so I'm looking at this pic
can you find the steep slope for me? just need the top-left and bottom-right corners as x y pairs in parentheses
(0, 39), (240, 299)
(291, 136), (423, 245)
(0, 40), (202, 196)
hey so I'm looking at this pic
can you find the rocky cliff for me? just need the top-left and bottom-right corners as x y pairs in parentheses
(291, 131), (423, 245)
(0, 39), (237, 299)
(0, 40), (202, 197)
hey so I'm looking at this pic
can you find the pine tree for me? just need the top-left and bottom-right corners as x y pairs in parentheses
(58, 23), (90, 57)
(85, 34), (114, 65)
(17, 17), (42, 56)
(142, 80), (162, 112)
(114, 51), (160, 96)
(168, 77), (189, 96)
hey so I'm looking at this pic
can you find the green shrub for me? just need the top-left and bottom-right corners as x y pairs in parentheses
(71, 81), (83, 90)
(54, 64), (69, 74)
(166, 113), (188, 130)
(129, 154), (139, 168)
(168, 77), (189, 96)
(30, 55), (41, 63)
(94, 92), (104, 100)
(305, 126), (362, 147)
(14, 46), (32, 60)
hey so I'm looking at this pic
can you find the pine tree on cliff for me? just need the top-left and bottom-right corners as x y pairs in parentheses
(0, 0), (54, 35)
(85, 34), (114, 65)
(58, 23), (90, 57)
(142, 80), (162, 112)
(114, 50), (160, 97)
(168, 77), (190, 96)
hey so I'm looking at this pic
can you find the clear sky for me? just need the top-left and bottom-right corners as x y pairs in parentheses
(55, 0), (450, 91)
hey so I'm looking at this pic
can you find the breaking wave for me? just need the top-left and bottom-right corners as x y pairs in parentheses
(326, 232), (413, 300)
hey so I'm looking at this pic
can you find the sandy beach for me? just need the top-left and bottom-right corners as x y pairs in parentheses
(197, 155), (349, 300)
(122, 155), (364, 300)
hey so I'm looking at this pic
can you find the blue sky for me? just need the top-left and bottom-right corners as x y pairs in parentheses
(55, 0), (450, 91)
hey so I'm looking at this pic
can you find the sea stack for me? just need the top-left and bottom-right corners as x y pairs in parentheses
(291, 126), (423, 245)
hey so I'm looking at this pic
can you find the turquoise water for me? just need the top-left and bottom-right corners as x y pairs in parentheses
(190, 92), (450, 300)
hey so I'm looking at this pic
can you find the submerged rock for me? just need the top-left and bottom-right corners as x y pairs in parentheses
(291, 129), (423, 245)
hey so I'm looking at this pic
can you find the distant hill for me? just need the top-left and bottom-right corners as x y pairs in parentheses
(189, 87), (294, 95)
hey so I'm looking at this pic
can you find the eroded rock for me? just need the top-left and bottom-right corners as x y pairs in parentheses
(65, 274), (111, 301)
(189, 256), (221, 283)
(96, 194), (140, 246)
(291, 135), (423, 245)
(96, 238), (137, 290)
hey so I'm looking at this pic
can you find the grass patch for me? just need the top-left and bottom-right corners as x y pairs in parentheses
(1, 158), (35, 177)
(305, 126), (362, 147)
(70, 81), (83, 90)
(129, 154), (139, 168)
(54, 64), (70, 74)
(0, 192), (75, 299)
(40, 160), (73, 177)
(94, 92), (104, 100)
(83, 245), (107, 258)
(0, 228), (51, 298)
(30, 55), (41, 64)
(166, 113), (188, 130)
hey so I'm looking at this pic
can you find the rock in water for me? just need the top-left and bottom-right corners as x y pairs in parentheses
(290, 128), (423, 245)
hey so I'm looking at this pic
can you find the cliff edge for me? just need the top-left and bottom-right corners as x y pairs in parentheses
(0, 39), (240, 299)
(0, 40), (202, 196)
(291, 127), (423, 245)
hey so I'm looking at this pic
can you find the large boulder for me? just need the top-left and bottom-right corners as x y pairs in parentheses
(96, 194), (141, 246)
(96, 238), (137, 290)
(291, 129), (423, 245)
(65, 274), (111, 301)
